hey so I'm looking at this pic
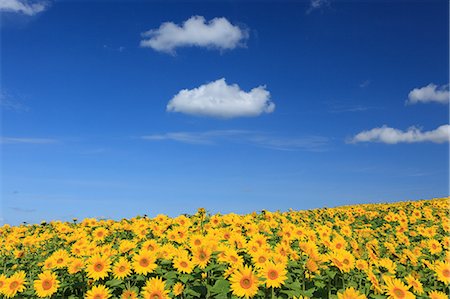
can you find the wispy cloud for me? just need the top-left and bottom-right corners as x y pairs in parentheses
(328, 104), (380, 114)
(307, 0), (330, 14)
(142, 130), (329, 151)
(359, 80), (371, 88)
(1, 137), (58, 144)
(167, 78), (275, 119)
(349, 124), (450, 144)
(0, 91), (30, 112)
(140, 16), (248, 54)
(9, 206), (36, 213)
(407, 83), (449, 105)
(103, 44), (125, 52)
(0, 0), (49, 16)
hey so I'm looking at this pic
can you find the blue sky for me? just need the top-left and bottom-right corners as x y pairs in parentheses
(1, 0), (449, 225)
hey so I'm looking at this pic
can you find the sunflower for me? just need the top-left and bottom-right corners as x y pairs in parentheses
(68, 258), (84, 274)
(33, 271), (59, 298)
(85, 285), (111, 299)
(383, 277), (415, 299)
(230, 265), (260, 298)
(0, 274), (7, 295)
(51, 249), (70, 269)
(260, 262), (287, 288)
(222, 248), (244, 265)
(251, 250), (271, 268)
(121, 289), (139, 299)
(119, 240), (136, 253)
(93, 227), (109, 242)
(404, 274), (423, 295)
(173, 282), (184, 296)
(113, 257), (132, 279)
(328, 250), (355, 273)
(434, 261), (450, 285)
(133, 250), (157, 275)
(3, 271), (26, 298)
(86, 254), (111, 281)
(141, 277), (170, 299)
(428, 290), (448, 299)
(337, 287), (367, 299)
(192, 246), (211, 269)
(427, 239), (442, 255)
(173, 255), (194, 274)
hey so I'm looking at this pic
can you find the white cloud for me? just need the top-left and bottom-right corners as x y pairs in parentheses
(0, 91), (29, 112)
(350, 124), (450, 144)
(141, 130), (329, 151)
(140, 16), (248, 54)
(0, 0), (48, 15)
(307, 0), (330, 13)
(166, 78), (275, 118)
(1, 137), (58, 144)
(407, 83), (449, 104)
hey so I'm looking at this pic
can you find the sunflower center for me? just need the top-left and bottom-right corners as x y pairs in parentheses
(199, 252), (207, 260)
(119, 266), (126, 272)
(94, 263), (104, 272)
(150, 291), (162, 299)
(336, 243), (342, 249)
(240, 277), (252, 289)
(57, 258), (64, 264)
(268, 270), (279, 280)
(140, 258), (150, 267)
(443, 269), (450, 277)
(10, 281), (19, 289)
(194, 240), (201, 246)
(230, 256), (238, 263)
(392, 287), (405, 298)
(93, 295), (102, 299)
(258, 256), (266, 263)
(180, 261), (188, 268)
(42, 279), (53, 290)
(343, 259), (350, 265)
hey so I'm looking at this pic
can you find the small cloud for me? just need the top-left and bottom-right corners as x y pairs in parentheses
(328, 104), (376, 113)
(307, 0), (330, 14)
(142, 130), (248, 145)
(407, 83), (449, 105)
(359, 80), (371, 88)
(9, 207), (36, 213)
(0, 92), (30, 112)
(1, 137), (58, 144)
(0, 0), (49, 16)
(349, 124), (450, 144)
(142, 130), (329, 151)
(140, 16), (248, 54)
(167, 78), (275, 119)
(103, 44), (125, 52)
(247, 135), (329, 151)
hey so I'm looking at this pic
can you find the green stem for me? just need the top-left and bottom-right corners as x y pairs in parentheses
(271, 287), (275, 299)
(328, 276), (331, 298)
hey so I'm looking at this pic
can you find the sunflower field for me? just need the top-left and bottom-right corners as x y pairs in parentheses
(0, 197), (449, 299)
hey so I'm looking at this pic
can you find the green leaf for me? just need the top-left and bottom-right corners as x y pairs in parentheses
(164, 271), (178, 280)
(210, 278), (230, 294)
(105, 279), (123, 287)
(180, 274), (191, 283)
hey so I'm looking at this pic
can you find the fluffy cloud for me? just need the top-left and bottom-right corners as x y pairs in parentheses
(407, 83), (449, 104)
(350, 124), (450, 144)
(0, 0), (48, 15)
(166, 78), (275, 118)
(140, 16), (248, 54)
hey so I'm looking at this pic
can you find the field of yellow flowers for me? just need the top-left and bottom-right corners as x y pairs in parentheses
(0, 197), (449, 299)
